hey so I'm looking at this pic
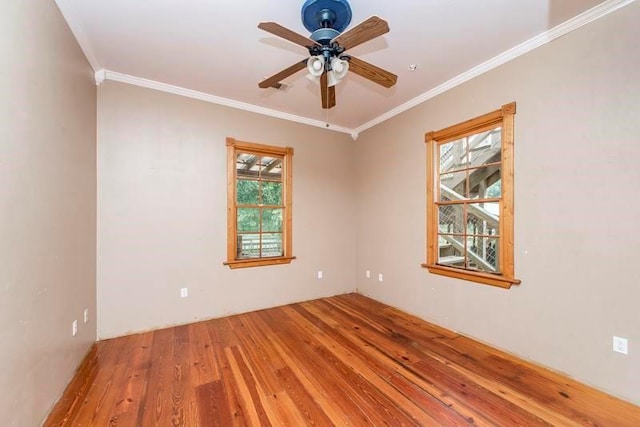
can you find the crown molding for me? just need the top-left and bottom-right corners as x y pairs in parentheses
(54, 0), (102, 71)
(101, 71), (355, 135)
(353, 0), (637, 135)
(95, 69), (106, 86)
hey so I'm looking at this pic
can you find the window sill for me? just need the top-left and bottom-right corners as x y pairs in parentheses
(421, 263), (521, 289)
(224, 256), (296, 269)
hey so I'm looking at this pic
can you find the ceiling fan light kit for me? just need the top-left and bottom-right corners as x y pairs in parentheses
(327, 57), (349, 87)
(307, 55), (325, 76)
(258, 0), (398, 109)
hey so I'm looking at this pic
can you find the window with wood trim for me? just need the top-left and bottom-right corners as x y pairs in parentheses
(423, 102), (520, 288)
(224, 138), (294, 269)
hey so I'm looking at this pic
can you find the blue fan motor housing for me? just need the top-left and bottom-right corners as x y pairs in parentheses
(301, 0), (352, 33)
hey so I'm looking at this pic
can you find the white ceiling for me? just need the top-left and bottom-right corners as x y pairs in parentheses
(56, 0), (620, 134)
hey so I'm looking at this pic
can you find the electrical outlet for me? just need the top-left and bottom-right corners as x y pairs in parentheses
(317, 271), (323, 279)
(72, 320), (78, 337)
(613, 336), (628, 355)
(180, 288), (188, 298)
(83, 308), (89, 323)
(366, 270), (370, 278)
(378, 273), (384, 282)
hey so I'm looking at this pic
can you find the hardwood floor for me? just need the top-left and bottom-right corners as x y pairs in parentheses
(46, 293), (640, 426)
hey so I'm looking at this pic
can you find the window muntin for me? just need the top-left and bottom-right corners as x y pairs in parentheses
(225, 138), (294, 269)
(424, 103), (520, 288)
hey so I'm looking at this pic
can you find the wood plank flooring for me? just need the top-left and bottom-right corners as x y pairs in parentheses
(45, 293), (640, 426)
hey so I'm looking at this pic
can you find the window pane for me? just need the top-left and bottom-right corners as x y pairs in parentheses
(469, 164), (501, 199)
(440, 138), (467, 173)
(438, 204), (464, 234)
(237, 208), (260, 232)
(261, 233), (283, 257)
(236, 153), (259, 180)
(237, 179), (259, 205)
(261, 156), (283, 182)
(262, 208), (283, 232)
(262, 181), (282, 206)
(237, 234), (260, 259)
(440, 170), (467, 201)
(438, 234), (465, 268)
(467, 236), (499, 273)
(469, 128), (501, 168)
(467, 202), (499, 236)
(438, 247), (465, 268)
(486, 178), (501, 199)
(439, 233), (464, 245)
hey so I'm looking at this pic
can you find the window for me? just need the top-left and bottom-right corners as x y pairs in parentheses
(224, 137), (295, 269)
(423, 102), (520, 288)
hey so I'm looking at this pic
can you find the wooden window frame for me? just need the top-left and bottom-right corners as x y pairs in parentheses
(224, 137), (295, 269)
(422, 102), (520, 288)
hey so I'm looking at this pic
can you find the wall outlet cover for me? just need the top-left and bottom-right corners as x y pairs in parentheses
(613, 336), (628, 355)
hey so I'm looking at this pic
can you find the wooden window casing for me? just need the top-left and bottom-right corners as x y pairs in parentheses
(423, 102), (520, 288)
(224, 137), (295, 269)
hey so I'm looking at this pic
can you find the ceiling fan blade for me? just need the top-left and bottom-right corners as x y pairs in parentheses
(258, 22), (320, 48)
(320, 72), (336, 109)
(258, 60), (307, 89)
(333, 16), (389, 51)
(348, 56), (397, 88)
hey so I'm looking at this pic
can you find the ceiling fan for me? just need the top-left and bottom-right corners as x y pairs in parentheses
(258, 0), (398, 109)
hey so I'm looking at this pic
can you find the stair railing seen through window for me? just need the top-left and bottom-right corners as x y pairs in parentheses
(423, 103), (520, 288)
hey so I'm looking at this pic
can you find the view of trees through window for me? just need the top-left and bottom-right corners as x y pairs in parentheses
(236, 153), (284, 259)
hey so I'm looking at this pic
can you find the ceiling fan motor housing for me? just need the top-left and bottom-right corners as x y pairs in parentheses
(301, 0), (352, 34)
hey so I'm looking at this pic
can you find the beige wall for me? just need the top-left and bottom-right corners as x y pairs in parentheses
(0, 2), (97, 426)
(97, 82), (356, 339)
(355, 2), (640, 404)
